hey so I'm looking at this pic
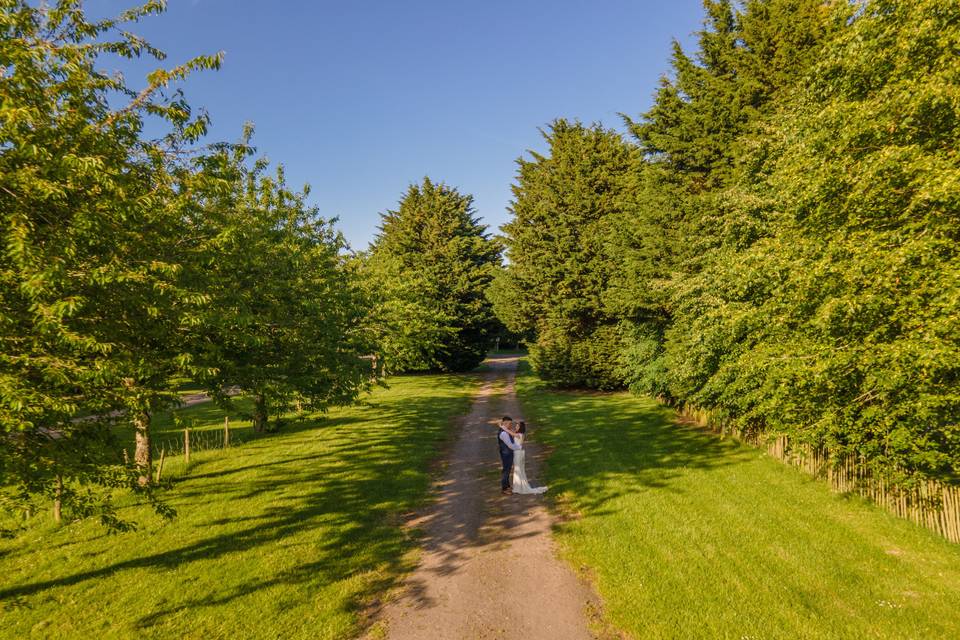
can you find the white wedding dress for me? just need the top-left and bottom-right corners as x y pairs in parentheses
(511, 434), (547, 494)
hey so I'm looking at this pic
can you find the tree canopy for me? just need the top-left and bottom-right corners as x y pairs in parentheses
(497, 119), (638, 389)
(0, 0), (376, 529)
(364, 178), (501, 373)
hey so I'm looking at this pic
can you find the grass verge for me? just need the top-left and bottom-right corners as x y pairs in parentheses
(515, 362), (960, 639)
(0, 373), (478, 639)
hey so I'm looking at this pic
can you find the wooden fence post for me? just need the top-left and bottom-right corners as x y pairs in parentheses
(184, 428), (191, 464)
(224, 416), (230, 448)
(155, 448), (166, 483)
(53, 474), (63, 524)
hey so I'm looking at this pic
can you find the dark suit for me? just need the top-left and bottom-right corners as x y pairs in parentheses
(498, 428), (515, 490)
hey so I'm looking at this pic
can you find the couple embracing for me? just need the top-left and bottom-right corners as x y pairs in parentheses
(497, 416), (547, 496)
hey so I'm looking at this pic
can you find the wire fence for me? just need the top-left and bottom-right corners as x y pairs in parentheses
(153, 426), (247, 459)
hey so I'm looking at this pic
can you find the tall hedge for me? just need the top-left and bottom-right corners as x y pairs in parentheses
(663, 0), (960, 483)
(494, 0), (960, 485)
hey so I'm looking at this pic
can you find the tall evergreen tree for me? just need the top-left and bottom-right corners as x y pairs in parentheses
(614, 0), (840, 396)
(365, 178), (500, 373)
(498, 120), (639, 389)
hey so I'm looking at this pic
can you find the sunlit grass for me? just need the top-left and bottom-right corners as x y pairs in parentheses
(516, 362), (960, 639)
(0, 373), (478, 639)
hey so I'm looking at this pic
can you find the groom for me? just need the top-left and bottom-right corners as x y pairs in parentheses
(497, 415), (522, 495)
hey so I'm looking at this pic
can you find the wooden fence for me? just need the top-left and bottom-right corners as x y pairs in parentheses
(677, 405), (960, 544)
(154, 418), (239, 460)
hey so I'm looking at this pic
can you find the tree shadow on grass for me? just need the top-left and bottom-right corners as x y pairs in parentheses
(520, 383), (757, 519)
(0, 379), (478, 634)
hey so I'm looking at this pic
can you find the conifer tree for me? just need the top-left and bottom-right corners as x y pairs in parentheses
(499, 120), (639, 389)
(614, 0), (839, 396)
(366, 178), (500, 373)
(664, 0), (960, 483)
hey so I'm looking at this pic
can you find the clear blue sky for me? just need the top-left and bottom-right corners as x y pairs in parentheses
(95, 0), (705, 249)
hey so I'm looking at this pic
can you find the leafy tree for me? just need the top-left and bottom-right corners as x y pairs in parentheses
(0, 0), (220, 523)
(358, 250), (457, 373)
(486, 262), (534, 346)
(614, 0), (840, 396)
(498, 120), (639, 389)
(366, 178), (500, 373)
(663, 0), (960, 484)
(187, 139), (374, 432)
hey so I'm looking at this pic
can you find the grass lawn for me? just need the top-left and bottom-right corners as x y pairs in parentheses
(515, 363), (960, 640)
(0, 373), (478, 639)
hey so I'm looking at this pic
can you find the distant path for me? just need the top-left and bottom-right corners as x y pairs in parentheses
(375, 356), (599, 639)
(71, 387), (240, 422)
(56, 391), (219, 434)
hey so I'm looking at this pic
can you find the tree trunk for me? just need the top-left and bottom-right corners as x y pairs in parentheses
(133, 410), (152, 486)
(253, 393), (268, 433)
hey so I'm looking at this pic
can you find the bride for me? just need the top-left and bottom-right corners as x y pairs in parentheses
(510, 421), (547, 494)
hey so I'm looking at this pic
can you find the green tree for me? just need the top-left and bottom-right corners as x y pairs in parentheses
(486, 262), (535, 346)
(0, 0), (221, 521)
(614, 0), (840, 396)
(498, 120), (639, 389)
(187, 140), (374, 432)
(664, 0), (960, 484)
(366, 178), (500, 373)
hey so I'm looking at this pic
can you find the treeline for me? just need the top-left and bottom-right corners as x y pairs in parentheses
(493, 0), (960, 487)
(0, 2), (498, 529)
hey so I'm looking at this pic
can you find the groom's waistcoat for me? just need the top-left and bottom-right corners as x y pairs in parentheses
(498, 428), (514, 456)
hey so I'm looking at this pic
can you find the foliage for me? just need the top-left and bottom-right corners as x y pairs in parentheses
(186, 137), (374, 432)
(613, 0), (841, 398)
(498, 119), (639, 389)
(496, 0), (960, 485)
(0, 0), (220, 521)
(0, 0), (379, 532)
(364, 178), (500, 373)
(662, 0), (960, 483)
(486, 262), (534, 344)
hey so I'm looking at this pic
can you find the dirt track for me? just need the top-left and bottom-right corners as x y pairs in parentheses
(375, 356), (599, 639)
